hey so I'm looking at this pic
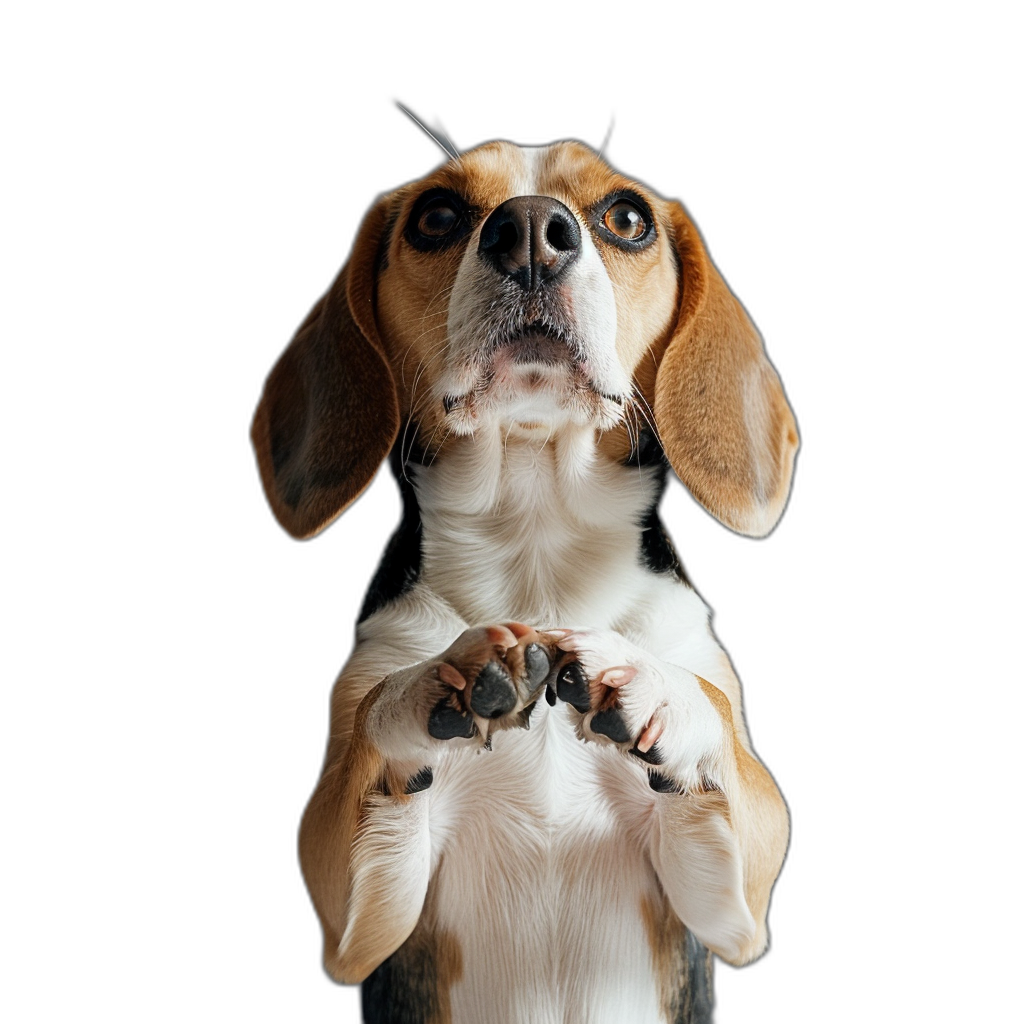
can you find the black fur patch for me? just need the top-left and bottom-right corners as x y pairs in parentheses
(640, 508), (691, 585)
(358, 429), (426, 623)
(361, 939), (438, 1024)
(404, 766), (433, 795)
(625, 427), (692, 587)
(624, 423), (666, 470)
(648, 771), (683, 794)
(679, 930), (715, 1023)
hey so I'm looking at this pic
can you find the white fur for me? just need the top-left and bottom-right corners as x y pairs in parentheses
(414, 426), (656, 625)
(342, 791), (432, 968)
(342, 426), (760, 1020)
(430, 715), (665, 1024)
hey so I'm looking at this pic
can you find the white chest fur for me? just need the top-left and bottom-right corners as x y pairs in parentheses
(428, 699), (666, 1024)
(412, 424), (662, 629)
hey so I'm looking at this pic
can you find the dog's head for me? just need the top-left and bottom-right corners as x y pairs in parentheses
(252, 141), (798, 539)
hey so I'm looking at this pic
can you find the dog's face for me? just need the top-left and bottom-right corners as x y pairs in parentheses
(252, 141), (798, 541)
(375, 141), (678, 439)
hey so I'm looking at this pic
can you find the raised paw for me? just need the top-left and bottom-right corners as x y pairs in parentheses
(553, 629), (725, 792)
(427, 623), (563, 745)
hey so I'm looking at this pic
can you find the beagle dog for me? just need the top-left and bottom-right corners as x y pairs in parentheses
(252, 140), (798, 1024)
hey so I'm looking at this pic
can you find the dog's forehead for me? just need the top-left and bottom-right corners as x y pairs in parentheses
(416, 140), (646, 211)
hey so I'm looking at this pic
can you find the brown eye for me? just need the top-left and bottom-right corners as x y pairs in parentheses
(406, 189), (473, 251)
(418, 201), (459, 237)
(603, 201), (646, 239)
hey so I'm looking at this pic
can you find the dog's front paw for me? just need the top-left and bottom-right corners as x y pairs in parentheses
(555, 629), (726, 792)
(426, 623), (562, 745)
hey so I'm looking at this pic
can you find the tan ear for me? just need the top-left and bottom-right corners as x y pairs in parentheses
(251, 198), (400, 539)
(654, 203), (799, 537)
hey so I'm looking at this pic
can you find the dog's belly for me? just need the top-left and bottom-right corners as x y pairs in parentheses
(426, 699), (669, 1024)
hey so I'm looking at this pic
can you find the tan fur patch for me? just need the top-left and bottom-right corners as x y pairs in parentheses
(696, 675), (789, 939)
(299, 680), (387, 980)
(654, 204), (799, 536)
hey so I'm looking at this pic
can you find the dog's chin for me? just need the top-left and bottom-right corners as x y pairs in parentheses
(438, 330), (626, 436)
(490, 346), (575, 399)
(442, 368), (623, 437)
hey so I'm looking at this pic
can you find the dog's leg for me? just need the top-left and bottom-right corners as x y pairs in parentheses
(299, 604), (560, 984)
(555, 627), (789, 966)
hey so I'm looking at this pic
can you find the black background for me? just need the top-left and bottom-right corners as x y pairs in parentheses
(214, 83), (880, 1019)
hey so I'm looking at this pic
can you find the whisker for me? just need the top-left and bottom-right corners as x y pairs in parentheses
(427, 423), (455, 464)
(398, 418), (422, 480)
(620, 400), (651, 504)
(396, 313), (454, 390)
(598, 116), (615, 162)
(395, 102), (459, 162)
(630, 383), (663, 449)
(433, 118), (460, 164)
(623, 405), (636, 454)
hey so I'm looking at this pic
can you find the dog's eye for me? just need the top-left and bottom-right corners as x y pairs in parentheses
(405, 189), (473, 251)
(603, 201), (646, 240)
(591, 192), (656, 251)
(418, 201), (460, 237)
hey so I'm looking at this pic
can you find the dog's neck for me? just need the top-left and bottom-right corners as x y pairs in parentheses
(404, 422), (667, 627)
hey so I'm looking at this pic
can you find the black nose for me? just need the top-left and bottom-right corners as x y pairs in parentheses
(478, 196), (581, 290)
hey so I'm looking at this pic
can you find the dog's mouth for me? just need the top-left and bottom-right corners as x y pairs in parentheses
(439, 314), (625, 434)
(492, 322), (577, 366)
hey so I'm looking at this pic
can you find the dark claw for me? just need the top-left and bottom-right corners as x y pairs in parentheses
(523, 643), (550, 687)
(428, 698), (477, 740)
(590, 707), (631, 744)
(404, 766), (434, 795)
(648, 771), (681, 794)
(556, 662), (590, 712)
(470, 661), (517, 719)
(629, 742), (664, 766)
(517, 700), (538, 730)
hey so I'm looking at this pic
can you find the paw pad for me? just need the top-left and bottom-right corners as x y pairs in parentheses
(470, 662), (518, 719)
(523, 643), (551, 686)
(590, 707), (630, 744)
(428, 697), (477, 740)
(556, 662), (590, 712)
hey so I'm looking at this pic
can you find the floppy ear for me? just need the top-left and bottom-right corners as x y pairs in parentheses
(251, 198), (400, 539)
(654, 203), (799, 537)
